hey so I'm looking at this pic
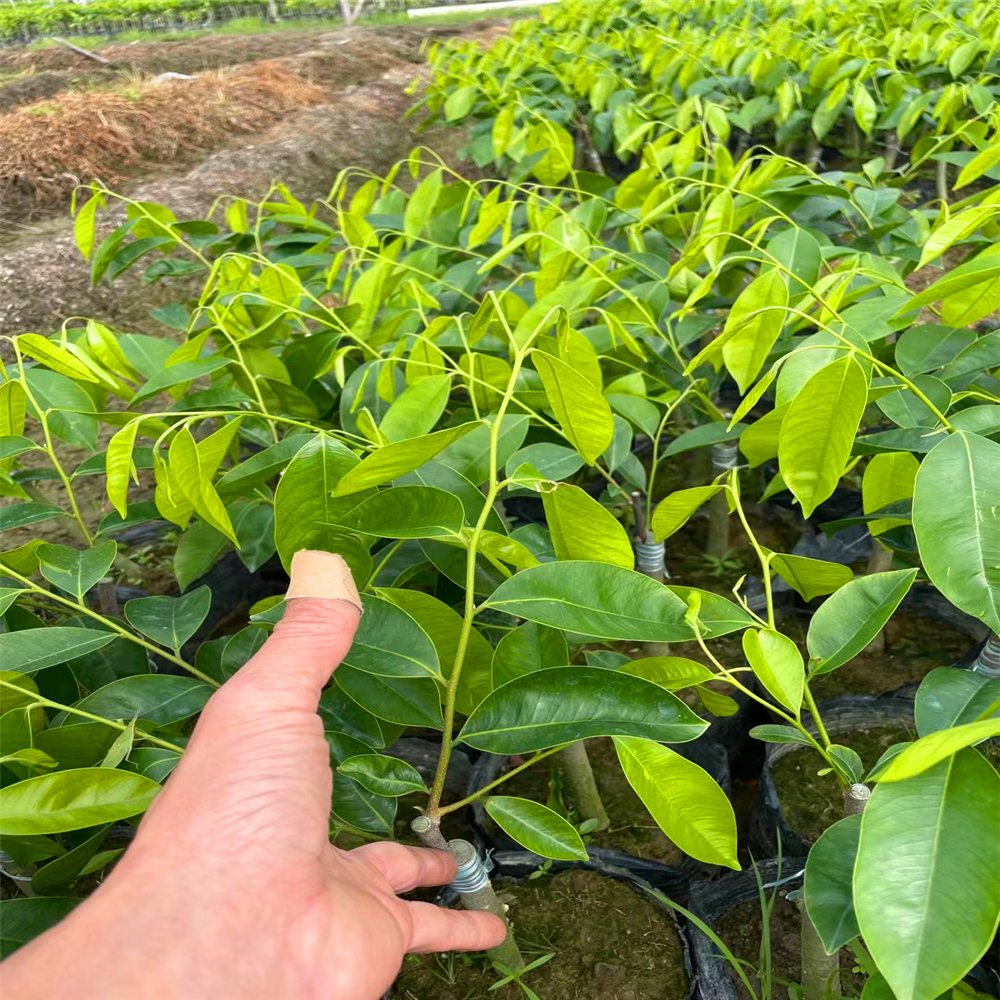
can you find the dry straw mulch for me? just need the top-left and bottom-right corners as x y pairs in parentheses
(0, 61), (327, 208)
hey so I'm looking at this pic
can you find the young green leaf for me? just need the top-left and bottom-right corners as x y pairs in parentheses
(37, 541), (117, 603)
(913, 431), (1000, 634)
(533, 353), (613, 465)
(914, 667), (1000, 737)
(614, 736), (739, 869)
(778, 356), (868, 518)
(878, 719), (1000, 783)
(541, 483), (633, 568)
(742, 628), (804, 713)
(767, 552), (853, 602)
(651, 486), (723, 541)
(484, 796), (588, 861)
(331, 486), (464, 539)
(807, 570), (917, 674)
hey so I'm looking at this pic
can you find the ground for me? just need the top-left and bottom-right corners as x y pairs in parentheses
(0, 18), (508, 336)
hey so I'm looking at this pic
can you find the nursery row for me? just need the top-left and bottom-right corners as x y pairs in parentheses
(0, 1), (998, 997)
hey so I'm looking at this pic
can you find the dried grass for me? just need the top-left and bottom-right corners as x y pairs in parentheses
(0, 61), (327, 206)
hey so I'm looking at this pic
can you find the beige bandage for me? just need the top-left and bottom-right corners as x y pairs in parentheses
(285, 550), (363, 614)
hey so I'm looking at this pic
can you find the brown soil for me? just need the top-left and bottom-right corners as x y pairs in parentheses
(489, 737), (684, 866)
(715, 894), (864, 999)
(393, 869), (689, 1000)
(770, 725), (914, 844)
(0, 23), (502, 336)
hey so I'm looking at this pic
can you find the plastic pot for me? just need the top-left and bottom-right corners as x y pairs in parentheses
(750, 695), (915, 857)
(686, 857), (808, 1000)
(466, 732), (731, 893)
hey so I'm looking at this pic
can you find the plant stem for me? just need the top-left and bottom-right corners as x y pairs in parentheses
(559, 740), (610, 831)
(424, 349), (526, 821)
(799, 898), (841, 1000)
(729, 484), (775, 629)
(0, 679), (185, 753)
(437, 745), (566, 816)
(801, 684), (832, 750)
(0, 565), (219, 688)
(863, 541), (893, 653)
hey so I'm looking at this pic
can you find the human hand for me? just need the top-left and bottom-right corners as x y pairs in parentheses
(0, 550), (505, 1000)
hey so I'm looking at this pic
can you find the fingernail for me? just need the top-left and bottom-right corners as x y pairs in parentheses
(285, 551), (363, 613)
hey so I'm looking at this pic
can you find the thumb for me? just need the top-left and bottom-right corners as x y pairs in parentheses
(222, 550), (363, 711)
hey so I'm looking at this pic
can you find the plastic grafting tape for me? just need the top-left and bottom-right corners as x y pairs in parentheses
(447, 839), (493, 895)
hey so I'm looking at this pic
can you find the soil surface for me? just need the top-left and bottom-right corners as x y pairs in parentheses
(488, 737), (684, 866)
(714, 894), (865, 999)
(770, 725), (914, 843)
(393, 869), (689, 1000)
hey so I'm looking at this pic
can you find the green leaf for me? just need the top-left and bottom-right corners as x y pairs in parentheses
(651, 486), (723, 541)
(332, 423), (480, 496)
(0, 768), (161, 835)
(664, 586), (755, 638)
(124, 587), (211, 654)
(65, 675), (212, 729)
(0, 436), (38, 461)
(534, 353), (613, 465)
(863, 452), (918, 536)
(484, 796), (588, 861)
(174, 521), (227, 592)
(0, 503), (68, 532)
(618, 656), (713, 690)
(768, 552), (853, 602)
(217, 435), (308, 496)
(335, 669), (442, 729)
(662, 422), (744, 459)
(778, 356), (868, 518)
(720, 268), (790, 393)
(895, 325), (975, 378)
(807, 570), (917, 674)
(436, 414), (528, 488)
(459, 667), (707, 753)
(327, 734), (396, 835)
(31, 824), (111, 895)
(877, 377), (951, 429)
(33, 723), (115, 770)
(0, 897), (79, 958)
(338, 754), (426, 797)
(331, 485), (463, 539)
(0, 628), (116, 675)
(742, 628), (804, 713)
(541, 483), (633, 568)
(853, 83), (877, 134)
(491, 621), (568, 689)
(444, 87), (476, 122)
(913, 432), (1000, 634)
(132, 357), (233, 404)
(379, 588), (493, 715)
(272, 435), (374, 583)
(854, 749), (1000, 1000)
(506, 443), (584, 482)
(902, 247), (1000, 328)
(613, 736), (739, 869)
(865, 742), (914, 781)
(38, 541), (117, 603)
(341, 595), (439, 679)
(525, 121), (575, 186)
(804, 814), (862, 954)
(105, 422), (139, 518)
(483, 561), (692, 642)
(915, 667), (1000, 737)
(403, 168), (444, 242)
(750, 724), (814, 746)
(379, 374), (450, 442)
(879, 719), (1000, 782)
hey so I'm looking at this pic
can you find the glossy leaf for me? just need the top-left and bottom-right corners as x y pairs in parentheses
(335, 668), (442, 729)
(331, 486), (463, 539)
(665, 585), (755, 638)
(483, 561), (692, 642)
(619, 656), (713, 690)
(807, 570), (917, 674)
(913, 432), (1000, 634)
(0, 768), (161, 835)
(651, 486), (723, 541)
(484, 796), (588, 861)
(342, 596), (439, 679)
(338, 754), (426, 797)
(491, 621), (568, 689)
(721, 267), (790, 393)
(614, 736), (739, 869)
(804, 814), (862, 954)
(863, 452), (919, 536)
(37, 541), (117, 603)
(541, 483), (633, 568)
(768, 552), (853, 602)
(855, 749), (1000, 1000)
(65, 675), (212, 728)
(0, 628), (116, 675)
(327, 734), (395, 835)
(379, 375), (450, 443)
(750, 725), (814, 746)
(533, 353), (613, 465)
(879, 719), (1000, 782)
(31, 825), (111, 895)
(742, 628), (804, 713)
(778, 356), (868, 518)
(124, 587), (211, 653)
(914, 667), (1000, 737)
(378, 588), (492, 714)
(459, 667), (707, 753)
